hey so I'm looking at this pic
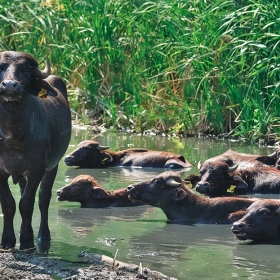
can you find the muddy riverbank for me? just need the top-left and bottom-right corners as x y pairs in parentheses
(0, 250), (177, 280)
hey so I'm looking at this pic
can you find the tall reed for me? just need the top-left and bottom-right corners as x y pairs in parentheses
(0, 0), (279, 142)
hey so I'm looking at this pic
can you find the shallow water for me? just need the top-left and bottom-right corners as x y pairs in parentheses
(3, 129), (280, 280)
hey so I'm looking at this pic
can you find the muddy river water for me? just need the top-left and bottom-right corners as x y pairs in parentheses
(2, 128), (280, 280)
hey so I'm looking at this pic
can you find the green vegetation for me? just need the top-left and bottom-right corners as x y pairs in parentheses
(0, 0), (279, 143)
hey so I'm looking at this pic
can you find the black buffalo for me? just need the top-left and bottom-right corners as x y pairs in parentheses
(56, 174), (144, 207)
(0, 51), (71, 250)
(126, 171), (257, 223)
(64, 140), (193, 169)
(231, 200), (280, 242)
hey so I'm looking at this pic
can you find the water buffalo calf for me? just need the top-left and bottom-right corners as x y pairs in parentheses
(231, 200), (280, 242)
(0, 51), (71, 250)
(126, 171), (257, 223)
(196, 161), (280, 197)
(56, 175), (144, 207)
(64, 140), (193, 169)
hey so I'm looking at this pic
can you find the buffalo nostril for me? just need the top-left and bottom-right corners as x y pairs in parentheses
(232, 222), (244, 229)
(196, 181), (207, 187)
(1, 80), (20, 90)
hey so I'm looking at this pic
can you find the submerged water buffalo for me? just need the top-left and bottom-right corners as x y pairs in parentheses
(231, 200), (280, 242)
(126, 171), (257, 223)
(201, 149), (280, 169)
(184, 148), (280, 191)
(56, 175), (145, 207)
(64, 140), (193, 169)
(0, 51), (71, 250)
(195, 161), (280, 197)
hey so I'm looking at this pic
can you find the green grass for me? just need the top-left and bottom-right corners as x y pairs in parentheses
(0, 0), (279, 143)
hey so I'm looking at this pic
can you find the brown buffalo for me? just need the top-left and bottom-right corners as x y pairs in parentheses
(196, 161), (280, 197)
(231, 200), (280, 242)
(184, 149), (280, 191)
(126, 171), (257, 223)
(64, 140), (193, 169)
(57, 175), (145, 207)
(201, 149), (280, 168)
(0, 51), (71, 250)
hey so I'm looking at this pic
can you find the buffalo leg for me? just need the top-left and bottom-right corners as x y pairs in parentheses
(0, 176), (16, 249)
(38, 165), (58, 242)
(19, 171), (45, 250)
(18, 177), (27, 196)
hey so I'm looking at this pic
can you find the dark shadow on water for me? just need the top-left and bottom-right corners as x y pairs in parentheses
(166, 220), (196, 226)
(236, 239), (280, 245)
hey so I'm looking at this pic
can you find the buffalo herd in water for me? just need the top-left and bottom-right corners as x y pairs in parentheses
(0, 51), (278, 252)
(60, 140), (280, 243)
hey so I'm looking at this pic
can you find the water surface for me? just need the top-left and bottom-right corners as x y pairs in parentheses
(3, 129), (280, 280)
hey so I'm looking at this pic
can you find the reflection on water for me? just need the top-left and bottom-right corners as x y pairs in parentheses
(1, 130), (280, 280)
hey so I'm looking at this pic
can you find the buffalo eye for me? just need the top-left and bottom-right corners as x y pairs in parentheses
(21, 66), (31, 73)
(259, 208), (271, 217)
(149, 178), (159, 189)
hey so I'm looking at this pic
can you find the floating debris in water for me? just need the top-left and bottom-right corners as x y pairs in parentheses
(96, 237), (117, 246)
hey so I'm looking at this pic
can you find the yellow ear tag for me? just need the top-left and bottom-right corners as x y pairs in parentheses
(227, 185), (236, 193)
(38, 88), (48, 99)
(101, 157), (108, 164)
(184, 181), (192, 189)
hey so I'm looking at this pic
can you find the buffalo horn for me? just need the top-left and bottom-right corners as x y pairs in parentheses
(97, 144), (109, 150)
(197, 160), (202, 170)
(166, 178), (181, 188)
(32, 58), (51, 79)
(268, 151), (277, 158)
(228, 164), (238, 172)
(274, 208), (280, 215)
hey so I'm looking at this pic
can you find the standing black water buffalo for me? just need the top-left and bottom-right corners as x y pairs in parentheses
(64, 140), (193, 169)
(231, 200), (280, 242)
(0, 51), (71, 250)
(195, 161), (280, 197)
(56, 174), (144, 207)
(126, 171), (257, 223)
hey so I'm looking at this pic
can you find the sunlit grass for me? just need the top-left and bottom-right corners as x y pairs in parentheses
(0, 0), (279, 143)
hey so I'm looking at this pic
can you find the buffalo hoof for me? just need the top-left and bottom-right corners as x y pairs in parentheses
(1, 236), (16, 250)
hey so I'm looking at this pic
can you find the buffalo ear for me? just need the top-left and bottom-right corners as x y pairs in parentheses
(170, 188), (187, 201)
(184, 174), (200, 188)
(91, 188), (110, 199)
(274, 208), (280, 215)
(231, 175), (248, 190)
(228, 210), (246, 222)
(29, 78), (58, 98)
(99, 152), (113, 164)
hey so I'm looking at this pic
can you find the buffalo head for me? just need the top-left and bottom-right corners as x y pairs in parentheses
(56, 174), (110, 204)
(0, 51), (56, 106)
(64, 140), (112, 168)
(195, 161), (240, 196)
(267, 148), (280, 170)
(231, 200), (280, 242)
(127, 171), (188, 209)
